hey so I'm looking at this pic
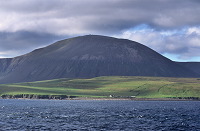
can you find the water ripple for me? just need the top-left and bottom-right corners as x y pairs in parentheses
(0, 100), (199, 131)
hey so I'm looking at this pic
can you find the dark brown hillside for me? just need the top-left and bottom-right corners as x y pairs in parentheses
(0, 35), (199, 84)
(177, 62), (200, 75)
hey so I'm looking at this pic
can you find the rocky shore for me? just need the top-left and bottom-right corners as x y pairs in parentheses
(0, 94), (199, 101)
(0, 94), (76, 100)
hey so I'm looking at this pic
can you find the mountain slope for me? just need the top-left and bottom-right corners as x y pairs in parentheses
(177, 62), (200, 75)
(0, 35), (199, 84)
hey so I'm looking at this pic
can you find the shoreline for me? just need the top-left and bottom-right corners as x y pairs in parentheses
(0, 97), (199, 101)
(75, 97), (200, 101)
(0, 94), (199, 101)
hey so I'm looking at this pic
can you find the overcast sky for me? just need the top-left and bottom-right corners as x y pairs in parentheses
(0, 0), (200, 62)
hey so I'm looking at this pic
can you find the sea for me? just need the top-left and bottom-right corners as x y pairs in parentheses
(0, 99), (199, 131)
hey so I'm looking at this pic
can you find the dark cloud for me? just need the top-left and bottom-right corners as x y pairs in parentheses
(0, 0), (200, 60)
(0, 31), (68, 57)
(1, 0), (200, 34)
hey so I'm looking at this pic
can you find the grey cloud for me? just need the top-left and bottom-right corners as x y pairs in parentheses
(117, 26), (200, 60)
(0, 0), (200, 60)
(0, 31), (68, 57)
(0, 0), (200, 34)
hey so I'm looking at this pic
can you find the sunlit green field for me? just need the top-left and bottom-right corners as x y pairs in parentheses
(0, 76), (200, 98)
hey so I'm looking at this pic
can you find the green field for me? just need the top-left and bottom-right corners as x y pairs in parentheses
(0, 76), (200, 98)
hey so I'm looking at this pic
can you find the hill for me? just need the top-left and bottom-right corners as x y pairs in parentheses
(0, 35), (199, 84)
(0, 76), (199, 99)
(177, 62), (200, 75)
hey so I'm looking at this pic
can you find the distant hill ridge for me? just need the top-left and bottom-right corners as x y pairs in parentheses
(0, 35), (199, 84)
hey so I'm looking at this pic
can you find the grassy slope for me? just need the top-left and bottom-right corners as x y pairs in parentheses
(0, 76), (200, 98)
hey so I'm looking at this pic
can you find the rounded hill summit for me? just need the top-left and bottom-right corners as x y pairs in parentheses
(0, 35), (198, 83)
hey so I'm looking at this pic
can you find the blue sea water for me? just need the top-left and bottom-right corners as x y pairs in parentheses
(0, 99), (199, 131)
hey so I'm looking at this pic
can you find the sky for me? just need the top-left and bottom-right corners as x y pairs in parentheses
(0, 0), (200, 62)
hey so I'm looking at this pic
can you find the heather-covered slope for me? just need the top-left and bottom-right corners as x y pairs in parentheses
(0, 35), (199, 84)
(177, 62), (200, 75)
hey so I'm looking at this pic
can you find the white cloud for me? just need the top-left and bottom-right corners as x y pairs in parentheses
(0, 50), (20, 58)
(187, 27), (200, 35)
(114, 26), (200, 61)
(0, 0), (200, 61)
(0, 0), (200, 35)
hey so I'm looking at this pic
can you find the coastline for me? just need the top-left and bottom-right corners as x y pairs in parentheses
(0, 95), (199, 101)
(73, 97), (200, 101)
